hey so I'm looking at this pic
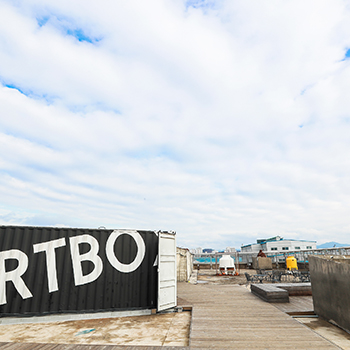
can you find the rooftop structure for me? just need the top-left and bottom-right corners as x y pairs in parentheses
(241, 236), (317, 254)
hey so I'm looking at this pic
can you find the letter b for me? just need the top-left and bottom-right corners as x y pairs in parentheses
(69, 235), (103, 286)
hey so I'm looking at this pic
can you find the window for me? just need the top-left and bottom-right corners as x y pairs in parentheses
(271, 247), (277, 251)
(306, 246), (312, 249)
(294, 246), (300, 250)
(282, 247), (289, 250)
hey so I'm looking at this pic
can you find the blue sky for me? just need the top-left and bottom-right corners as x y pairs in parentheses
(1, 0), (350, 250)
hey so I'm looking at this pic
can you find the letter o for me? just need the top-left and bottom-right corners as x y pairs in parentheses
(106, 230), (145, 273)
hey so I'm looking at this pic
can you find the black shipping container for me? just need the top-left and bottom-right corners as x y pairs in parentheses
(0, 226), (160, 317)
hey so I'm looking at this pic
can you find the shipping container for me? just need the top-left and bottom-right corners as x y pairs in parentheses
(0, 226), (176, 317)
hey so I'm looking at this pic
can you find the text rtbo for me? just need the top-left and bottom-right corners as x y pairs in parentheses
(0, 230), (146, 305)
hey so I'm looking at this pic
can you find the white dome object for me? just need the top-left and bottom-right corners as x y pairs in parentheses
(219, 255), (235, 268)
(219, 255), (236, 274)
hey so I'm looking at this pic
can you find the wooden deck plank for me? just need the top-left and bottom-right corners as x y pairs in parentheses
(273, 295), (314, 313)
(189, 340), (339, 349)
(177, 283), (338, 349)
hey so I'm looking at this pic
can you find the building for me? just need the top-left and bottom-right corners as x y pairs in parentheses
(225, 247), (236, 253)
(241, 236), (317, 254)
(190, 247), (203, 254)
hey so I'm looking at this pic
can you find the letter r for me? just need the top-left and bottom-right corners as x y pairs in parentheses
(0, 250), (33, 305)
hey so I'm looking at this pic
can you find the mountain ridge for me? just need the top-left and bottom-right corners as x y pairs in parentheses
(317, 241), (350, 248)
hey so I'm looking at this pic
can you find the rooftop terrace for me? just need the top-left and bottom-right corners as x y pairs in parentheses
(0, 269), (348, 349)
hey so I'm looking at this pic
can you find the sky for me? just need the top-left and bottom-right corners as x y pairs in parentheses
(1, 0), (350, 250)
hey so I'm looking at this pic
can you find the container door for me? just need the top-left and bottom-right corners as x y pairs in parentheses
(157, 232), (177, 312)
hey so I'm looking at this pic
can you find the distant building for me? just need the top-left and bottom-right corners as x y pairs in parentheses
(225, 247), (236, 253)
(191, 247), (203, 254)
(241, 236), (317, 254)
(191, 248), (219, 254)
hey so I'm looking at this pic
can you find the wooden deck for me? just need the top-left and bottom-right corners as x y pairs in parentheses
(178, 283), (339, 349)
(0, 283), (340, 349)
(273, 295), (314, 314)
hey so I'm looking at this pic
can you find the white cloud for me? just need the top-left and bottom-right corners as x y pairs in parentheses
(1, 0), (350, 249)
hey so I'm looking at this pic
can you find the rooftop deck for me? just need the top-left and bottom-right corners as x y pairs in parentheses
(0, 279), (343, 349)
(179, 282), (339, 349)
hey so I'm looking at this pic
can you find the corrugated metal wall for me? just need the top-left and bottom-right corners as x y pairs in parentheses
(0, 226), (158, 317)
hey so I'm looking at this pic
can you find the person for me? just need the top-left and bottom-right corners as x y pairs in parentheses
(257, 249), (266, 257)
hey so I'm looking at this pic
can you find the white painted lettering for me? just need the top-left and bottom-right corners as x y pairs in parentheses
(33, 237), (66, 293)
(0, 250), (33, 305)
(69, 235), (103, 286)
(106, 230), (145, 273)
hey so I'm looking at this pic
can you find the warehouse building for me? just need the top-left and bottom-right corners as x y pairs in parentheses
(241, 236), (317, 254)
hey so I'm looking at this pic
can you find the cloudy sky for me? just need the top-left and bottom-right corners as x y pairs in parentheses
(1, 0), (350, 250)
